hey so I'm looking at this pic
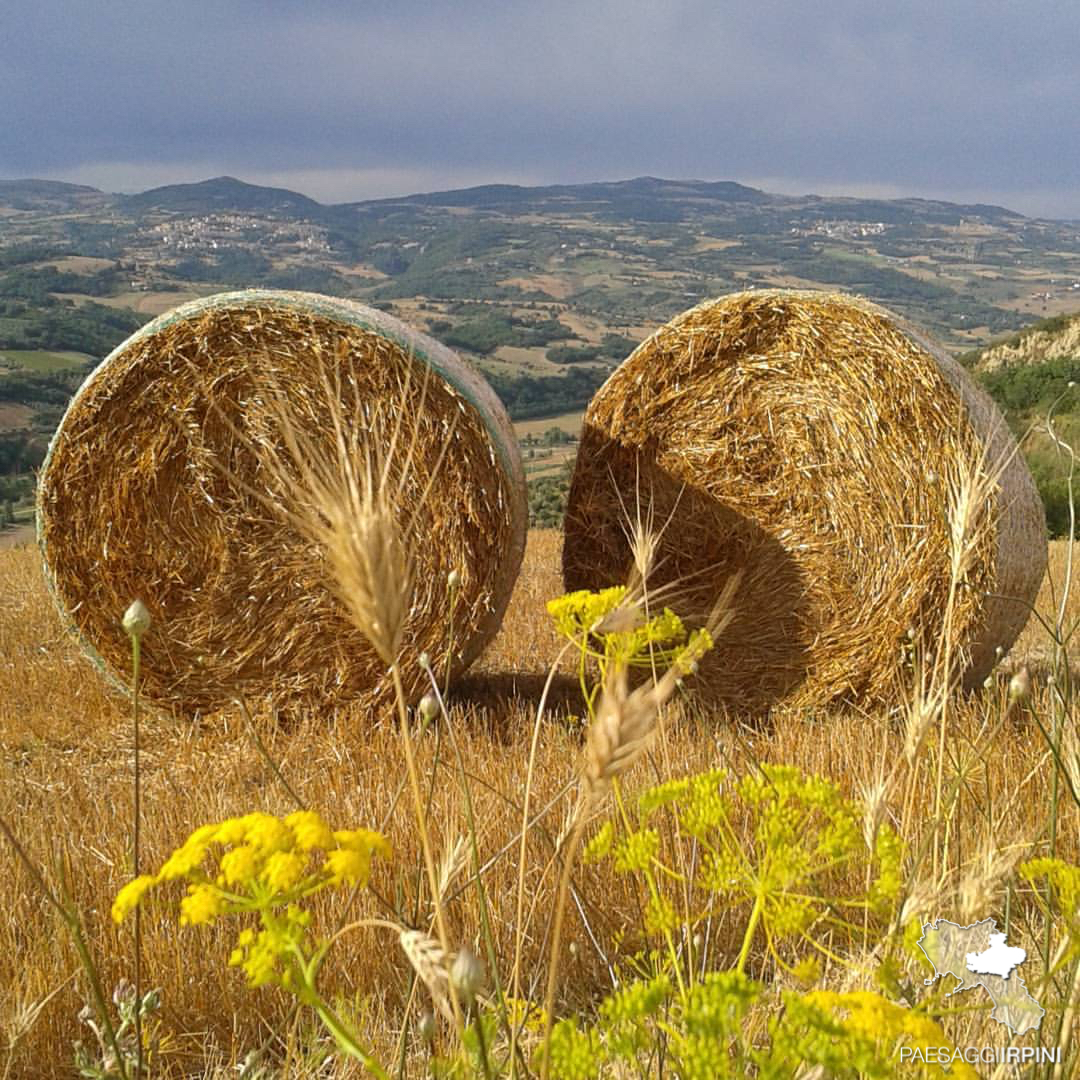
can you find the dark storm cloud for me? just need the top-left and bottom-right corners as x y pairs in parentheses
(3, 1), (1079, 214)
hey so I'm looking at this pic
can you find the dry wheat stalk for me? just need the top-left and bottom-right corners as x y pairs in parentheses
(399, 930), (453, 1025)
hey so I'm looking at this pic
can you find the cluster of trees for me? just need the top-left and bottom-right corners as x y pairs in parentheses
(522, 427), (576, 448)
(546, 333), (638, 365)
(432, 312), (575, 356)
(979, 355), (1080, 413)
(0, 436), (44, 480)
(0, 296), (144, 355)
(488, 366), (608, 420)
(0, 265), (121, 302)
(171, 250), (271, 284)
(0, 366), (90, 408)
(527, 473), (569, 528)
(0, 469), (32, 501)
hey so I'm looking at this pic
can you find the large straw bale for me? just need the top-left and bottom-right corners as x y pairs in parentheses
(37, 290), (526, 715)
(563, 290), (1047, 712)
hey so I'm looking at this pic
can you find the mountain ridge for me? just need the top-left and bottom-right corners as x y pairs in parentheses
(0, 173), (1034, 224)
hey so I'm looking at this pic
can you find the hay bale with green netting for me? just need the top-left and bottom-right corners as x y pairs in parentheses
(563, 290), (1047, 712)
(37, 290), (527, 715)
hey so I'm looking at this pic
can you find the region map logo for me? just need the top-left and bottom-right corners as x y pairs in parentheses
(891, 918), (1061, 1068)
(916, 917), (1043, 1036)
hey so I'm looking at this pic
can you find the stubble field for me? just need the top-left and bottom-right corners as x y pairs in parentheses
(1, 532), (1078, 1077)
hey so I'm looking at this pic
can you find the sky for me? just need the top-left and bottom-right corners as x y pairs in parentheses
(2, 0), (1079, 218)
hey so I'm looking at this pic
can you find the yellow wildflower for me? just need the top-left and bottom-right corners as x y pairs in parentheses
(583, 821), (615, 864)
(285, 810), (335, 852)
(325, 848), (371, 885)
(187, 823), (220, 846)
(219, 844), (259, 886)
(111, 874), (157, 924)
(332, 828), (391, 859)
(213, 816), (251, 845)
(242, 813), (294, 855)
(547, 587), (626, 639)
(179, 882), (224, 926)
(261, 850), (308, 892)
(157, 837), (212, 881)
(235, 929), (281, 987)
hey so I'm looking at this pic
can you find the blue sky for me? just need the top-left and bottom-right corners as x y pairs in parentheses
(3, 1), (1078, 217)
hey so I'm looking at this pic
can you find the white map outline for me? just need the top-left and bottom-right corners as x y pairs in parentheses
(916, 917), (1045, 1036)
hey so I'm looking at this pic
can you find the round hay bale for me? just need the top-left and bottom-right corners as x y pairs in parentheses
(563, 290), (1047, 712)
(37, 290), (527, 715)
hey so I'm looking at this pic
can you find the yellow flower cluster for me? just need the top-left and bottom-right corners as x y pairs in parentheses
(228, 904), (313, 987)
(801, 991), (977, 1080)
(548, 585), (706, 670)
(111, 810), (390, 985)
(546, 587), (628, 640)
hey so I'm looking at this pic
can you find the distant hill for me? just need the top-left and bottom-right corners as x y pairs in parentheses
(0, 179), (113, 213)
(122, 176), (325, 218)
(2, 168), (1079, 393)
(357, 177), (772, 218)
(0, 172), (1035, 227)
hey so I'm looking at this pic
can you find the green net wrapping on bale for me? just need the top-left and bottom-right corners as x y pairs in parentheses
(36, 290), (527, 716)
(563, 290), (1047, 712)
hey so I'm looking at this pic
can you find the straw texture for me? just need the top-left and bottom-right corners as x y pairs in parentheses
(37, 290), (527, 715)
(563, 290), (1047, 712)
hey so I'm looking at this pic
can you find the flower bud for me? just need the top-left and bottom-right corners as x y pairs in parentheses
(450, 946), (484, 1004)
(447, 569), (462, 590)
(1008, 667), (1031, 703)
(416, 1008), (436, 1044)
(418, 651), (432, 671)
(419, 694), (439, 722)
(122, 599), (151, 640)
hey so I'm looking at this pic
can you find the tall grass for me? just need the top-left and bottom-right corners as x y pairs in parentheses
(1, 384), (1079, 1075)
(1, 530), (1077, 1076)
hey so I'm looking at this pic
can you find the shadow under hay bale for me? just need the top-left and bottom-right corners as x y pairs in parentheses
(564, 444), (812, 710)
(36, 290), (527, 716)
(563, 290), (1047, 713)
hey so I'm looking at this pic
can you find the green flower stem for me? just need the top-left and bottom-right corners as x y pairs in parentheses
(289, 941), (388, 1076)
(130, 632), (143, 1079)
(309, 994), (389, 1078)
(613, 780), (687, 999)
(736, 893), (765, 976)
